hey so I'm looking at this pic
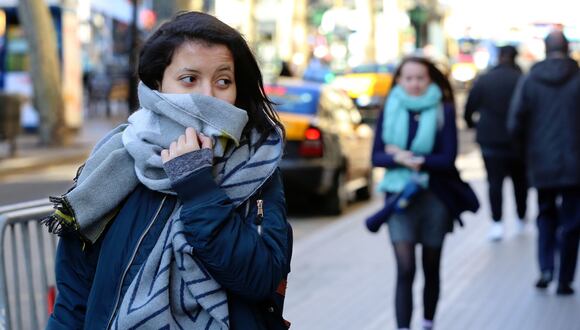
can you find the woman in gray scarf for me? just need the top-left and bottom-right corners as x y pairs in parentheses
(46, 11), (292, 330)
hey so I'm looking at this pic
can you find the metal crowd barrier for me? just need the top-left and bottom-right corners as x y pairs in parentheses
(0, 199), (56, 330)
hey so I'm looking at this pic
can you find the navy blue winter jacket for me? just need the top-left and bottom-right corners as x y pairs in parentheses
(372, 103), (479, 225)
(508, 57), (580, 189)
(464, 64), (522, 150)
(46, 167), (292, 330)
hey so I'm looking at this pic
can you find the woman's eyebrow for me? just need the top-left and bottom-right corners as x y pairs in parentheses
(216, 64), (233, 73)
(178, 65), (233, 74)
(179, 67), (201, 74)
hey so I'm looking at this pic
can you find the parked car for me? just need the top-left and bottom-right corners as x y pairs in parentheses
(265, 78), (374, 214)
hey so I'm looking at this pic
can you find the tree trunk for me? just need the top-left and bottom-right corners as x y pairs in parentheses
(17, 0), (66, 146)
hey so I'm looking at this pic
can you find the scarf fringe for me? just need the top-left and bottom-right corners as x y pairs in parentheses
(41, 196), (80, 236)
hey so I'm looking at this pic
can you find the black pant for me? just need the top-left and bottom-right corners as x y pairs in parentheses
(482, 155), (528, 221)
(393, 243), (443, 328)
(537, 187), (580, 284)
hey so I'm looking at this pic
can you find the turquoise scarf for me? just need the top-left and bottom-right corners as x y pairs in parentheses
(379, 83), (442, 193)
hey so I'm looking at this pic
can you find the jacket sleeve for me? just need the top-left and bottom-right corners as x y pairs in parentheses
(422, 104), (458, 171)
(46, 235), (99, 329)
(507, 76), (528, 151)
(170, 167), (291, 302)
(371, 110), (398, 168)
(464, 79), (482, 128)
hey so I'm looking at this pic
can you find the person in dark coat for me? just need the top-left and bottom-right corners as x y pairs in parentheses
(45, 12), (293, 329)
(465, 45), (528, 241)
(371, 56), (478, 330)
(508, 30), (580, 295)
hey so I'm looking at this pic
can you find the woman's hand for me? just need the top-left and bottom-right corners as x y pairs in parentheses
(405, 156), (425, 171)
(391, 148), (424, 171)
(161, 127), (213, 164)
(386, 144), (404, 154)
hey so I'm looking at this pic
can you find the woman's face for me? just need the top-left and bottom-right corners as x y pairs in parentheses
(160, 40), (237, 105)
(396, 61), (431, 96)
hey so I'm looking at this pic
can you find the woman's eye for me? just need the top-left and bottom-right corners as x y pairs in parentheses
(180, 76), (195, 84)
(217, 79), (232, 87)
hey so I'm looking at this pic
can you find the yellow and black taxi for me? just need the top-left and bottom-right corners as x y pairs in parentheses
(332, 63), (394, 124)
(265, 78), (374, 214)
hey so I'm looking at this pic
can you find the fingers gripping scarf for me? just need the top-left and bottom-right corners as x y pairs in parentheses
(42, 82), (283, 244)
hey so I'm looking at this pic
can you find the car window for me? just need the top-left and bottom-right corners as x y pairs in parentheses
(349, 107), (362, 125)
(265, 85), (320, 115)
(328, 88), (362, 125)
(324, 88), (352, 124)
(318, 88), (335, 119)
(339, 93), (362, 125)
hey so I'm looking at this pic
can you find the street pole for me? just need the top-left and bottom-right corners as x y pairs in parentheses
(128, 0), (139, 113)
(409, 4), (428, 49)
(17, 0), (66, 146)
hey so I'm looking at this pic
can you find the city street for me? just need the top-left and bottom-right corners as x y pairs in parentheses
(0, 92), (578, 329)
(2, 0), (579, 328)
(1, 137), (580, 329)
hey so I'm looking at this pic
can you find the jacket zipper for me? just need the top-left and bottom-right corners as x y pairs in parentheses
(105, 196), (167, 329)
(256, 198), (264, 235)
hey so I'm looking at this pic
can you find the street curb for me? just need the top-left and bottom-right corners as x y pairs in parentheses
(0, 149), (90, 178)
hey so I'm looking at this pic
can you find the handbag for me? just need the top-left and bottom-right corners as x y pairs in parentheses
(428, 168), (479, 226)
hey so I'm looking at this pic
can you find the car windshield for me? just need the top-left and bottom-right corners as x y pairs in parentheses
(266, 85), (320, 115)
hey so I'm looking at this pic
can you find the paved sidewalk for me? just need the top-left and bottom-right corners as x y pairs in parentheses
(2, 118), (579, 329)
(0, 117), (123, 177)
(284, 180), (580, 330)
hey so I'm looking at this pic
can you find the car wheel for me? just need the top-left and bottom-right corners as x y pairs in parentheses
(356, 170), (373, 201)
(323, 171), (348, 215)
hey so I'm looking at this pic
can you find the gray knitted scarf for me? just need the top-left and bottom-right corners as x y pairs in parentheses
(42, 82), (283, 244)
(111, 205), (230, 330)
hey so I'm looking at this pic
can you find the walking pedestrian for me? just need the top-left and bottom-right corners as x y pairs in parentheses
(45, 11), (292, 329)
(508, 30), (580, 295)
(370, 56), (478, 330)
(464, 45), (528, 241)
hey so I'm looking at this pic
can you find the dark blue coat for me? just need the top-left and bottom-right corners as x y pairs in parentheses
(372, 104), (479, 226)
(508, 57), (580, 189)
(464, 64), (522, 150)
(47, 167), (292, 330)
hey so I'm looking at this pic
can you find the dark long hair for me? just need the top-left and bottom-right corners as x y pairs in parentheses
(137, 11), (283, 139)
(390, 56), (455, 109)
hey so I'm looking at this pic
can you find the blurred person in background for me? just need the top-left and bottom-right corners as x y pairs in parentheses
(45, 11), (292, 329)
(371, 56), (477, 330)
(508, 30), (580, 295)
(464, 45), (528, 241)
(279, 60), (293, 77)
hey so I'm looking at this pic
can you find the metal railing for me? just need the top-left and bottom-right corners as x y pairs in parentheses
(0, 199), (56, 330)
